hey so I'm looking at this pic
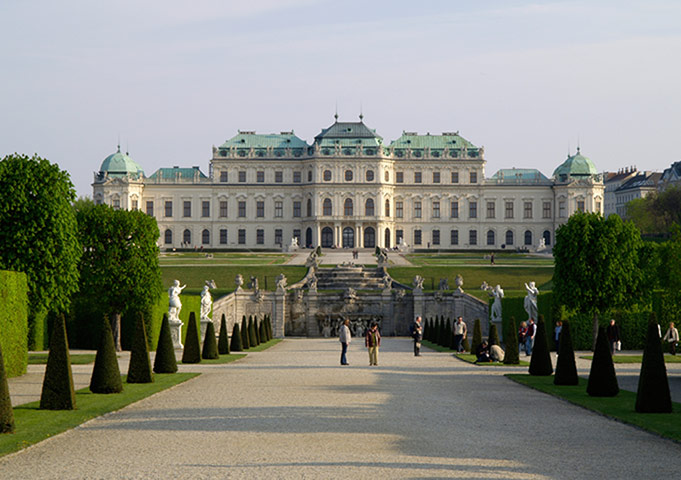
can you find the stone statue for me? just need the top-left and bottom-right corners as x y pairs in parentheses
(536, 238), (547, 252)
(235, 274), (244, 291)
(455, 274), (464, 293)
(200, 285), (212, 321)
(413, 275), (424, 290)
(377, 249), (388, 267)
(250, 275), (259, 291)
(381, 274), (392, 291)
(291, 237), (298, 248)
(307, 273), (318, 292)
(168, 280), (186, 321)
(276, 274), (287, 291)
(438, 278), (449, 291)
(524, 281), (539, 321)
(489, 284), (504, 323)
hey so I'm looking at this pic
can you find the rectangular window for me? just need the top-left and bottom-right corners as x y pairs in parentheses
(220, 171), (228, 182)
(524, 201), (533, 219)
(256, 201), (264, 218)
(433, 201), (440, 218)
(293, 171), (301, 183)
(451, 201), (459, 219)
(307, 170), (312, 182)
(396, 171), (404, 183)
(238, 201), (246, 218)
(274, 229), (282, 246)
(396, 229), (404, 245)
(256, 229), (264, 245)
(112, 198), (120, 210)
(131, 199), (138, 210)
(275, 201), (283, 218)
(238, 171), (246, 182)
(183, 201), (191, 218)
(146, 201), (154, 216)
(432, 229), (440, 245)
(202, 201), (210, 218)
(293, 201), (301, 218)
(486, 201), (495, 219)
(275, 171), (283, 183)
(450, 229), (459, 245)
(469, 201), (477, 219)
(219, 200), (228, 218)
(414, 171), (422, 183)
(543, 201), (551, 218)
(469, 229), (477, 245)
(596, 201), (601, 213)
(257, 171), (265, 183)
(396, 201), (404, 218)
(293, 229), (301, 244)
(559, 201), (566, 218)
(505, 201), (514, 219)
(164, 201), (172, 217)
(414, 229), (422, 245)
(414, 201), (422, 218)
(219, 229), (227, 245)
(433, 171), (440, 183)
(451, 171), (459, 183)
(470, 171), (478, 183)
(238, 229), (246, 244)
(577, 200), (585, 212)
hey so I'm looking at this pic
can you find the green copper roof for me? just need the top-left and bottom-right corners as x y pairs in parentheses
(99, 146), (144, 177)
(314, 119), (383, 147)
(552, 148), (599, 179)
(390, 131), (477, 149)
(147, 167), (208, 181)
(219, 131), (308, 150)
(488, 168), (551, 185)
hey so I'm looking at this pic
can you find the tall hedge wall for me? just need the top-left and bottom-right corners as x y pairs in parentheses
(0, 271), (28, 377)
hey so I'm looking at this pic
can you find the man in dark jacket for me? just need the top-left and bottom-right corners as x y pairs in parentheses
(410, 316), (423, 356)
(606, 319), (620, 354)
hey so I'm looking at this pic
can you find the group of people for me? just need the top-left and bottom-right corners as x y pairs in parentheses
(338, 318), (381, 366)
(517, 319), (536, 356)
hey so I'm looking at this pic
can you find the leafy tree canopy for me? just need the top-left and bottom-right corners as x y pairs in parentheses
(627, 187), (681, 235)
(553, 212), (643, 315)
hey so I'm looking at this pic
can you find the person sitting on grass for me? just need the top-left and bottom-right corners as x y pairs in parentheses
(475, 340), (492, 363)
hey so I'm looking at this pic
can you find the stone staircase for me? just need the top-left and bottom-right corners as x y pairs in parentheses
(315, 266), (385, 290)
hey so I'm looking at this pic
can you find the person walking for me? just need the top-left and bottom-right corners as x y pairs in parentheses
(606, 319), (620, 355)
(663, 322), (679, 355)
(365, 322), (381, 366)
(339, 318), (351, 365)
(525, 318), (536, 356)
(410, 316), (423, 356)
(554, 321), (563, 353)
(518, 321), (528, 353)
(453, 316), (467, 353)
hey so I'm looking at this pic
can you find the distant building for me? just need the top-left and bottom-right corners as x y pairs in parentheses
(660, 161), (681, 191)
(603, 167), (638, 217)
(614, 171), (663, 219)
(93, 117), (604, 250)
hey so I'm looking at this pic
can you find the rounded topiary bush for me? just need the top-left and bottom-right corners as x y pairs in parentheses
(503, 316), (520, 365)
(636, 313), (672, 413)
(40, 313), (76, 410)
(154, 313), (178, 374)
(182, 312), (201, 364)
(554, 320), (578, 385)
(587, 327), (619, 396)
(202, 322), (219, 360)
(218, 314), (230, 355)
(529, 314), (553, 376)
(90, 317), (123, 394)
(127, 312), (153, 384)
(0, 342), (16, 433)
(231, 323), (243, 352)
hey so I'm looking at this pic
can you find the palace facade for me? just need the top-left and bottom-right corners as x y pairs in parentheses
(93, 117), (604, 250)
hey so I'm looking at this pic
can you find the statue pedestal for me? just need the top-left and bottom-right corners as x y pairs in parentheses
(200, 317), (212, 343)
(169, 318), (184, 349)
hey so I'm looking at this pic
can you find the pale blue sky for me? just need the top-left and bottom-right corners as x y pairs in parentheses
(1, 0), (680, 196)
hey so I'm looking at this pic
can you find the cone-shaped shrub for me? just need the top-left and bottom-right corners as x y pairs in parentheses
(587, 327), (619, 396)
(554, 320), (578, 385)
(449, 326), (457, 351)
(529, 315), (553, 376)
(218, 314), (230, 355)
(241, 316), (250, 349)
(231, 323), (243, 352)
(90, 317), (123, 394)
(462, 336), (470, 352)
(488, 323), (500, 346)
(254, 317), (261, 344)
(249, 317), (259, 346)
(154, 313), (178, 374)
(40, 314), (76, 410)
(127, 312), (153, 383)
(635, 314), (672, 412)
(503, 316), (520, 365)
(470, 319), (482, 356)
(0, 342), (16, 432)
(202, 321), (219, 359)
(443, 319), (452, 348)
(182, 312), (202, 364)
(267, 315), (273, 339)
(259, 319), (267, 344)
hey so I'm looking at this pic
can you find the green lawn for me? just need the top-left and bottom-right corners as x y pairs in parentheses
(455, 353), (529, 366)
(580, 354), (681, 364)
(240, 338), (282, 352)
(188, 353), (246, 365)
(160, 265), (307, 290)
(1, 373), (198, 457)
(421, 340), (456, 353)
(406, 252), (554, 267)
(28, 353), (97, 365)
(507, 374), (681, 442)
(160, 252), (291, 265)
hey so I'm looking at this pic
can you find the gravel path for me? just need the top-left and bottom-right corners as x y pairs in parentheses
(2, 339), (680, 479)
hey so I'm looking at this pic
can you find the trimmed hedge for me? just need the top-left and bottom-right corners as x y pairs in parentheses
(154, 314), (178, 374)
(0, 341), (14, 433)
(587, 327), (619, 397)
(503, 316), (520, 365)
(529, 315), (553, 376)
(218, 314), (230, 355)
(89, 318), (123, 394)
(554, 320), (578, 385)
(127, 313), (153, 384)
(181, 312), (201, 364)
(40, 314), (76, 409)
(0, 271), (28, 377)
(636, 314), (672, 413)
(230, 323), (243, 352)
(201, 321), (219, 360)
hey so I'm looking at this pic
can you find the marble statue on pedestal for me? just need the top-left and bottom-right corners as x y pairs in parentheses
(200, 284), (213, 341)
(168, 280), (186, 348)
(524, 281), (539, 321)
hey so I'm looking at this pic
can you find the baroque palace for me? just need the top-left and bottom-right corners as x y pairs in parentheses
(93, 116), (604, 251)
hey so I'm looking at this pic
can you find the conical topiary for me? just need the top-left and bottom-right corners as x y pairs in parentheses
(437, 318), (444, 346)
(587, 327), (619, 396)
(231, 322), (243, 352)
(182, 312), (201, 364)
(449, 325), (457, 351)
(635, 313), (672, 413)
(259, 319), (267, 344)
(90, 317), (123, 394)
(154, 313), (178, 374)
(39, 314), (76, 410)
(529, 315), (553, 376)
(127, 312), (153, 383)
(488, 323), (500, 346)
(254, 317), (261, 345)
(0, 341), (16, 432)
(470, 319), (482, 356)
(202, 322), (219, 359)
(267, 315), (273, 339)
(248, 317), (258, 347)
(503, 316), (520, 365)
(443, 319), (452, 348)
(218, 314), (230, 355)
(554, 320), (578, 385)
(241, 316), (250, 349)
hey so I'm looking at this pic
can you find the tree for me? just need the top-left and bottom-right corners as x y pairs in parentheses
(127, 312), (153, 383)
(202, 322), (219, 360)
(153, 314), (177, 374)
(554, 320), (578, 385)
(218, 314), (230, 355)
(182, 312), (201, 364)
(89, 317), (123, 394)
(40, 314), (76, 409)
(503, 316), (520, 365)
(0, 341), (15, 433)
(0, 154), (81, 349)
(529, 315), (553, 376)
(627, 186), (681, 234)
(76, 204), (162, 351)
(635, 313), (672, 413)
(587, 327), (619, 397)
(230, 323), (243, 352)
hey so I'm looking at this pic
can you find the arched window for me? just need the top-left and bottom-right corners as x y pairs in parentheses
(164, 229), (172, 244)
(202, 229), (210, 245)
(524, 230), (533, 246)
(384, 228), (391, 248)
(306, 198), (312, 217)
(384, 170), (389, 182)
(364, 227), (376, 248)
(321, 227), (333, 247)
(183, 229), (191, 245)
(505, 230), (514, 246)
(365, 198), (375, 216)
(345, 170), (353, 181)
(385, 199), (390, 217)
(543, 230), (551, 246)
(323, 198), (332, 216)
(342, 227), (355, 248)
(344, 198), (353, 216)
(366, 170), (374, 181)
(305, 228), (312, 248)
(323, 170), (331, 181)
(487, 230), (495, 246)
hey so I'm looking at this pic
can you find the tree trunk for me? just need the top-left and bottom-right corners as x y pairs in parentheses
(592, 312), (599, 352)
(111, 312), (122, 352)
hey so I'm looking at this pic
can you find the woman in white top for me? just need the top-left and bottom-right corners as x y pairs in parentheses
(663, 322), (679, 355)
(339, 318), (351, 365)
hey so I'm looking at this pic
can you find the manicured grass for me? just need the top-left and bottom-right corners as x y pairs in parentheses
(160, 252), (290, 265)
(193, 353), (246, 365)
(579, 354), (681, 364)
(507, 374), (681, 443)
(406, 252), (554, 266)
(28, 353), (97, 365)
(455, 353), (530, 366)
(160, 265), (307, 290)
(1, 373), (198, 457)
(422, 340), (455, 353)
(244, 338), (282, 352)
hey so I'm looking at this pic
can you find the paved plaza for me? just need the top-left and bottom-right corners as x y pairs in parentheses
(3, 339), (681, 479)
